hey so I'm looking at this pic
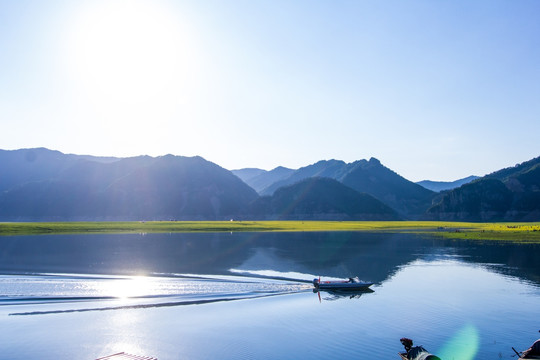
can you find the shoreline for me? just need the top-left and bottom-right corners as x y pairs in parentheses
(1, 221), (540, 242)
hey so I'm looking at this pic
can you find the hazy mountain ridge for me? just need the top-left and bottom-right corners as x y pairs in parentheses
(230, 168), (267, 183)
(0, 148), (120, 193)
(340, 158), (434, 217)
(427, 156), (540, 221)
(259, 159), (349, 196)
(249, 177), (400, 220)
(248, 157), (434, 218)
(232, 166), (295, 193)
(416, 176), (479, 192)
(0, 149), (258, 221)
(1, 148), (539, 221)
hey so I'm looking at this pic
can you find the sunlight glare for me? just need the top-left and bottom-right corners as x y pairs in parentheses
(99, 276), (155, 299)
(66, 0), (200, 133)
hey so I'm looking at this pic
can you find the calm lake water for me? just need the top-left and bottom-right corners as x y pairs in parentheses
(0, 232), (539, 359)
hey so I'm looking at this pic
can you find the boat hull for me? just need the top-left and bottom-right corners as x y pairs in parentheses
(316, 282), (373, 291)
(313, 277), (373, 291)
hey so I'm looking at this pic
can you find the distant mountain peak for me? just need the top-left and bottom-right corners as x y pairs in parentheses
(416, 176), (479, 192)
(271, 166), (294, 171)
(249, 177), (400, 220)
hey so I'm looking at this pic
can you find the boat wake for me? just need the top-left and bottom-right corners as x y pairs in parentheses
(0, 273), (311, 316)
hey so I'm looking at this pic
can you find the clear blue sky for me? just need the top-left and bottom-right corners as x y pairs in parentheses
(1, 0), (539, 181)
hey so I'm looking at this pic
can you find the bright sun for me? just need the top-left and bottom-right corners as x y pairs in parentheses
(67, 0), (197, 124)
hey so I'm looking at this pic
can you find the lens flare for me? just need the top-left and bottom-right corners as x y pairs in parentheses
(437, 323), (480, 360)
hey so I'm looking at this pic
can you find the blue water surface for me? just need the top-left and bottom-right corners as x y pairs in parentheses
(0, 232), (538, 359)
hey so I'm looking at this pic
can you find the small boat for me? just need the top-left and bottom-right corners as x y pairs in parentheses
(312, 276), (373, 291)
(513, 337), (540, 359)
(398, 338), (441, 360)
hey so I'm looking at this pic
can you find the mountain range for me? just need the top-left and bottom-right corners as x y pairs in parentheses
(0, 148), (257, 221)
(416, 176), (479, 192)
(234, 158), (435, 217)
(1, 147), (539, 221)
(426, 156), (540, 221)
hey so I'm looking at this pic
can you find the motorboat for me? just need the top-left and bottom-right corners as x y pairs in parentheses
(312, 276), (373, 291)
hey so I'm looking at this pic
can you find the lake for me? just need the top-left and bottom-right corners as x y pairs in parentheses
(0, 232), (539, 359)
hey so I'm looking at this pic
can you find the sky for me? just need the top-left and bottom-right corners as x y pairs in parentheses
(1, 0), (539, 182)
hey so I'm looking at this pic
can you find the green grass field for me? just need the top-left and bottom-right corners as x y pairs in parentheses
(1, 221), (540, 243)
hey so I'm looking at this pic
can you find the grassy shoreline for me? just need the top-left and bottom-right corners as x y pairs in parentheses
(1, 221), (540, 242)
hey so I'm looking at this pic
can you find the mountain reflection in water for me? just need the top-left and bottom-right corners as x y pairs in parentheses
(1, 231), (539, 360)
(1, 232), (538, 286)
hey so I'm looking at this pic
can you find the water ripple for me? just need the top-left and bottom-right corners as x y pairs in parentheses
(0, 273), (312, 316)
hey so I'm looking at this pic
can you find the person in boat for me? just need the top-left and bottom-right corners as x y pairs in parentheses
(400, 338), (441, 360)
(401, 338), (413, 353)
(522, 338), (540, 358)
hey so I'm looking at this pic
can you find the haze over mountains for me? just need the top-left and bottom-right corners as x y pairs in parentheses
(416, 176), (479, 193)
(0, 149), (258, 221)
(1, 148), (539, 221)
(427, 156), (540, 221)
(234, 158), (435, 217)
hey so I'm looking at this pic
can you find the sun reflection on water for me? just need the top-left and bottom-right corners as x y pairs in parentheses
(96, 276), (157, 299)
(101, 310), (148, 358)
